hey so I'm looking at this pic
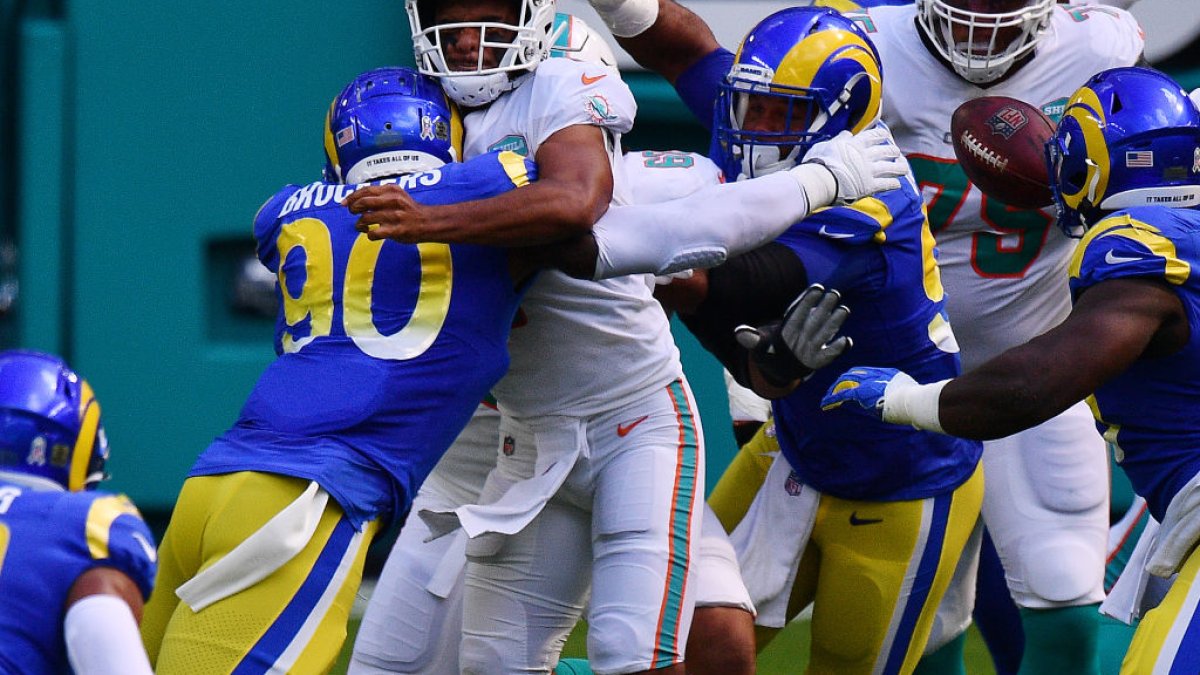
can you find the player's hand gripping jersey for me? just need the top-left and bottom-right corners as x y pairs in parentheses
(856, 3), (1143, 369)
(0, 485), (156, 674)
(189, 151), (536, 526)
(1069, 207), (1200, 522)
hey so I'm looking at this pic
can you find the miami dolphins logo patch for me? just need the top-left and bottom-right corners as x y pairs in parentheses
(585, 94), (617, 124)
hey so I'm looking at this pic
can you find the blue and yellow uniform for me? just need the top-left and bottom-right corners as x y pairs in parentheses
(0, 481), (156, 674)
(142, 150), (536, 675)
(1064, 206), (1200, 672)
(1070, 208), (1200, 523)
(674, 38), (983, 673)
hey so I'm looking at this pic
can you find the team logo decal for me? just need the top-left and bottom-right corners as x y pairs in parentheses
(502, 435), (516, 457)
(784, 470), (803, 496)
(336, 125), (356, 147)
(1041, 97), (1069, 122)
(585, 94), (617, 124)
(488, 135), (529, 155)
(986, 107), (1029, 140)
(28, 436), (46, 466)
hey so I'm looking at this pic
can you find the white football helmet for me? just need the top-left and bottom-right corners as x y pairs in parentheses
(405, 0), (558, 107)
(916, 0), (1054, 84)
(549, 13), (618, 68)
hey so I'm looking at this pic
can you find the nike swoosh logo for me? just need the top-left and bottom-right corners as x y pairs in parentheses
(617, 415), (650, 437)
(132, 531), (158, 563)
(849, 512), (883, 526)
(818, 225), (855, 240)
(581, 72), (608, 85)
(1105, 250), (1142, 264)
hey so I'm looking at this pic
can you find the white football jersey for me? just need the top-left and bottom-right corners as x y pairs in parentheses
(861, 4), (1143, 369)
(463, 60), (684, 418)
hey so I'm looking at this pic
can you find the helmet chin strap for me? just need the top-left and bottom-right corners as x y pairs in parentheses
(441, 73), (513, 107)
(739, 144), (802, 180)
(441, 70), (535, 108)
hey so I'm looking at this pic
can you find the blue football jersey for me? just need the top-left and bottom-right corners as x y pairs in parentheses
(1068, 206), (1200, 522)
(190, 151), (537, 528)
(0, 482), (157, 674)
(772, 173), (982, 501)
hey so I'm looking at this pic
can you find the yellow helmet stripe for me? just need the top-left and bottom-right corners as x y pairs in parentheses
(323, 99), (341, 180)
(68, 382), (101, 492)
(1061, 87), (1110, 212)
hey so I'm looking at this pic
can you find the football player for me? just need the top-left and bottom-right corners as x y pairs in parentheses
(822, 64), (1200, 675)
(583, 5), (986, 673)
(342, 2), (904, 674)
(0, 350), (156, 675)
(137, 67), (542, 674)
(846, 2), (1143, 671)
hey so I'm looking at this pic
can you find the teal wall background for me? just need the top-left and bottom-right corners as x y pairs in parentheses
(0, 2), (730, 514)
(4, 3), (1197, 517)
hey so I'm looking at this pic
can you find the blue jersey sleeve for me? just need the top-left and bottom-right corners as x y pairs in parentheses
(1068, 211), (1192, 300)
(400, 151), (538, 206)
(81, 494), (158, 600)
(673, 47), (735, 132)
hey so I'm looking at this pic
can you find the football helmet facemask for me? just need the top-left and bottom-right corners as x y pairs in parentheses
(1046, 66), (1200, 236)
(406, 0), (558, 107)
(716, 7), (883, 180)
(323, 66), (462, 184)
(0, 350), (109, 492)
(916, 0), (1054, 85)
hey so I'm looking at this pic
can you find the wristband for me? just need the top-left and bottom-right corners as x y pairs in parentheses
(882, 378), (949, 433)
(787, 163), (837, 211)
(591, 0), (659, 38)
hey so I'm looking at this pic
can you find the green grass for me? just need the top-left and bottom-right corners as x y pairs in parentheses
(332, 617), (997, 674)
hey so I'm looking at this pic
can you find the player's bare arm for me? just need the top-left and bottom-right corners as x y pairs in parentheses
(594, 0), (720, 83)
(67, 567), (147, 623)
(824, 278), (1189, 439)
(937, 278), (1187, 439)
(346, 124), (612, 246)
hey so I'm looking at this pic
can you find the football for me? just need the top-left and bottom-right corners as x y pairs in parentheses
(950, 95), (1056, 210)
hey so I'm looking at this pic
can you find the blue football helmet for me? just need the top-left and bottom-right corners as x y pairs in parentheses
(323, 67), (462, 184)
(715, 7), (883, 179)
(0, 350), (109, 491)
(1046, 66), (1200, 236)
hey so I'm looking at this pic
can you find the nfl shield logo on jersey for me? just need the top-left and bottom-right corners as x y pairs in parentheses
(986, 107), (1029, 140)
(502, 435), (516, 457)
(784, 470), (803, 497)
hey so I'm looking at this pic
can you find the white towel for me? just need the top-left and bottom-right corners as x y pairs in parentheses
(1147, 470), (1200, 578)
(176, 481), (329, 612)
(420, 417), (587, 553)
(1100, 506), (1160, 624)
(729, 456), (819, 628)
